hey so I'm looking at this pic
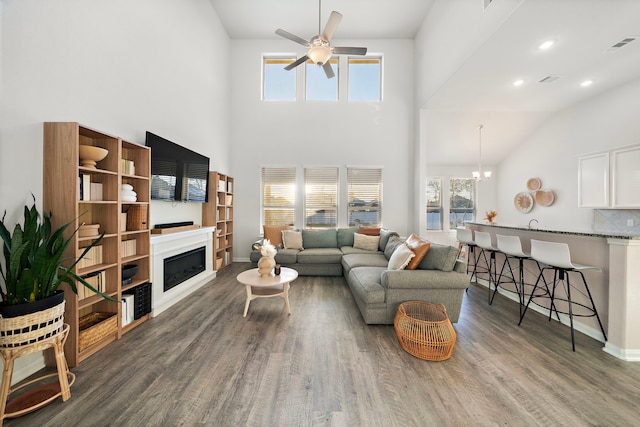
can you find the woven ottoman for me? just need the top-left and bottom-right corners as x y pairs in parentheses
(394, 301), (457, 361)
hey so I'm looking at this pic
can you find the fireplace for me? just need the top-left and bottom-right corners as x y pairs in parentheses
(163, 246), (206, 292)
(151, 226), (215, 316)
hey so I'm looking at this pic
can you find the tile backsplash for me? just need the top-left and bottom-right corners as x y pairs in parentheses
(593, 209), (640, 235)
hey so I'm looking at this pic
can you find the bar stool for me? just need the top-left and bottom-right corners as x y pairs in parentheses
(519, 239), (607, 351)
(495, 234), (542, 319)
(474, 231), (502, 304)
(455, 228), (477, 278)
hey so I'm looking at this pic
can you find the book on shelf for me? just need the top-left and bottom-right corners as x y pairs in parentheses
(76, 245), (103, 269)
(90, 182), (103, 201)
(79, 173), (91, 201)
(121, 159), (135, 175)
(120, 239), (137, 258)
(78, 270), (105, 299)
(122, 293), (135, 326)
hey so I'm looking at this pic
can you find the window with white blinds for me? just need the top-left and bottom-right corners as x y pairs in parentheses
(261, 167), (296, 226)
(347, 167), (382, 227)
(304, 167), (339, 229)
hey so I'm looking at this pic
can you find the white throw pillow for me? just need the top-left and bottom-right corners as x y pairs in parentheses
(282, 230), (303, 250)
(387, 243), (416, 270)
(353, 232), (380, 252)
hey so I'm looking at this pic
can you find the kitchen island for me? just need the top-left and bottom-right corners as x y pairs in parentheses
(465, 222), (640, 361)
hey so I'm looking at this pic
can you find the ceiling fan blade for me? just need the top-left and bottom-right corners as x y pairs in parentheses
(284, 55), (309, 71)
(332, 46), (368, 55)
(322, 61), (335, 79)
(322, 11), (343, 41)
(275, 29), (310, 47)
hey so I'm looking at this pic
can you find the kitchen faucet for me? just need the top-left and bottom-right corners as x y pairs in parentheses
(528, 219), (539, 230)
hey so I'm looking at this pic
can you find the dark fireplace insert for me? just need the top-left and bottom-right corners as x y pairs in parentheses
(163, 246), (206, 292)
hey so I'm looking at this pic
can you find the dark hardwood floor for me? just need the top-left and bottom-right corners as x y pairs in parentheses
(7, 262), (640, 426)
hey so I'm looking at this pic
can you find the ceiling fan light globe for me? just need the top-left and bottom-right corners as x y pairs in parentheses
(307, 45), (332, 65)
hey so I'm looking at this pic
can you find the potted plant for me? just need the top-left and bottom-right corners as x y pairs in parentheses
(0, 195), (113, 318)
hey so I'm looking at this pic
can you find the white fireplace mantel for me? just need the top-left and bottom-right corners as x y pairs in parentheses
(150, 226), (215, 317)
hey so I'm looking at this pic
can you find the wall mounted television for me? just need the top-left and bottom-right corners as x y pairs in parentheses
(145, 131), (210, 203)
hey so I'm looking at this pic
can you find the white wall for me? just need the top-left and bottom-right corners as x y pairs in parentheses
(229, 39), (415, 259)
(0, 0), (229, 383)
(496, 77), (640, 230)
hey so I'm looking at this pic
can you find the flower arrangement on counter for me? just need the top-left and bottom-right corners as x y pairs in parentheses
(484, 210), (498, 225)
(260, 239), (277, 258)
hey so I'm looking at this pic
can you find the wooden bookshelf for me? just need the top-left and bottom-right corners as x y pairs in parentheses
(43, 122), (152, 367)
(202, 172), (233, 271)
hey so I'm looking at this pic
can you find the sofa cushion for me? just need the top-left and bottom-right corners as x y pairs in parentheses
(405, 233), (431, 270)
(337, 227), (358, 247)
(384, 235), (405, 260)
(348, 267), (386, 304)
(379, 228), (399, 252)
(387, 243), (415, 270)
(354, 233), (380, 251)
(297, 248), (343, 264)
(302, 229), (337, 248)
(263, 225), (289, 248)
(274, 248), (300, 264)
(340, 246), (381, 255)
(358, 226), (381, 236)
(417, 244), (459, 272)
(342, 253), (389, 271)
(282, 230), (303, 250)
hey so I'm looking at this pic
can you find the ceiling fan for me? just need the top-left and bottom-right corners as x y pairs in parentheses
(275, 0), (367, 79)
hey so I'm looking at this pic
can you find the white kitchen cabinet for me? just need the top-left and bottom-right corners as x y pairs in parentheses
(611, 146), (640, 208)
(578, 152), (609, 207)
(579, 145), (640, 208)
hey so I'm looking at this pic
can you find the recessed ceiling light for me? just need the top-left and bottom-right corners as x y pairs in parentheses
(538, 40), (555, 50)
(512, 79), (525, 87)
(580, 80), (593, 87)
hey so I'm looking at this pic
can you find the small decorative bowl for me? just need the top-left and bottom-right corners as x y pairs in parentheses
(79, 145), (108, 169)
(122, 264), (138, 281)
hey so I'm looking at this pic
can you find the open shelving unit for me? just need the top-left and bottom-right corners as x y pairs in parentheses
(202, 172), (233, 271)
(43, 122), (152, 367)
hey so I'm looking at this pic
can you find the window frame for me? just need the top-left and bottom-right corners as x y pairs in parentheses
(426, 177), (443, 231)
(261, 167), (297, 227)
(347, 55), (383, 102)
(347, 167), (383, 227)
(304, 167), (339, 229)
(305, 58), (339, 101)
(449, 177), (476, 229)
(262, 55), (297, 101)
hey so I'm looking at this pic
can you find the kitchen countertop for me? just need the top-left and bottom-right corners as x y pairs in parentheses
(465, 222), (640, 240)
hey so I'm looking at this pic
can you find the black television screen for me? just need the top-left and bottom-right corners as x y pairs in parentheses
(145, 131), (210, 203)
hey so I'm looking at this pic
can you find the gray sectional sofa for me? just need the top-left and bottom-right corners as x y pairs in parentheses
(250, 228), (469, 324)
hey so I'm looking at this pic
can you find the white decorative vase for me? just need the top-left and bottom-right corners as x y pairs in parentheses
(258, 256), (276, 277)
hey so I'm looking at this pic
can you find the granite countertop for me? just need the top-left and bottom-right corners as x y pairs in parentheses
(465, 222), (640, 240)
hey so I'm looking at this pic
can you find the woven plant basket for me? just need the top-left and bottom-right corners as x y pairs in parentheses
(0, 301), (66, 348)
(394, 301), (457, 361)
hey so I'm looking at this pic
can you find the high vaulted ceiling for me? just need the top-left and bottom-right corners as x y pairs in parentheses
(209, 0), (640, 166)
(209, 0), (434, 40)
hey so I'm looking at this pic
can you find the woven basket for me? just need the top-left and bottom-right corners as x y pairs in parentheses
(126, 205), (148, 231)
(394, 301), (457, 361)
(78, 312), (117, 351)
(0, 301), (66, 348)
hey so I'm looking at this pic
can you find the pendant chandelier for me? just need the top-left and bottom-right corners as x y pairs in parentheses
(472, 124), (492, 181)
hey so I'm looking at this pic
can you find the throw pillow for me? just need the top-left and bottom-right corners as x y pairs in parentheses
(404, 233), (431, 270)
(384, 235), (405, 260)
(358, 226), (381, 236)
(417, 244), (459, 272)
(282, 230), (303, 250)
(263, 225), (289, 248)
(353, 232), (380, 251)
(387, 243), (415, 270)
(378, 228), (399, 252)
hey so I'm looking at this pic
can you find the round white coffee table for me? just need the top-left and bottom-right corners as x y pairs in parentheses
(236, 267), (298, 317)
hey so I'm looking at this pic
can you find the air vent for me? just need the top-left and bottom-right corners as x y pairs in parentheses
(607, 37), (636, 51)
(539, 75), (560, 83)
